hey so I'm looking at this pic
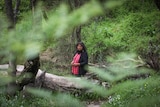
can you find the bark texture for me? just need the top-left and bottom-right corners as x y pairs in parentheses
(0, 64), (83, 93)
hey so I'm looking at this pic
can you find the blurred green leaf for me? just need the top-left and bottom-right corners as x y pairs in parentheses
(89, 53), (151, 82)
(69, 77), (107, 97)
(26, 87), (52, 98)
(25, 42), (41, 59)
(105, 0), (126, 9)
(54, 93), (84, 107)
(0, 73), (12, 86)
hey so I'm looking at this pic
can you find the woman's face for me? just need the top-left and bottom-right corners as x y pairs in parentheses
(77, 44), (83, 51)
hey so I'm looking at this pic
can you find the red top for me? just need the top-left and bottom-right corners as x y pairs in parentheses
(72, 53), (81, 75)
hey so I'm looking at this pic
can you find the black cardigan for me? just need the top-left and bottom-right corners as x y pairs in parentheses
(73, 51), (88, 76)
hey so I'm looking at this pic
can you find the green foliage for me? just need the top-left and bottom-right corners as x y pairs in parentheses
(102, 76), (160, 107)
(0, 1), (103, 107)
(0, 0), (160, 107)
(82, 0), (160, 63)
(43, 1), (103, 38)
(82, 21), (111, 62)
(0, 0), (103, 62)
(0, 1), (4, 12)
(53, 93), (84, 107)
(0, 94), (53, 107)
(27, 88), (85, 107)
(65, 52), (159, 106)
(89, 53), (150, 82)
(0, 71), (12, 91)
(40, 62), (70, 76)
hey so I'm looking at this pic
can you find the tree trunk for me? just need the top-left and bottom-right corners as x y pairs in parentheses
(0, 63), (149, 93)
(17, 56), (40, 91)
(30, 0), (37, 9)
(5, 0), (21, 76)
(17, 0), (40, 91)
(73, 0), (82, 42)
(69, 0), (83, 57)
(154, 0), (160, 10)
(42, 10), (48, 20)
(4, 0), (14, 29)
(14, 0), (21, 23)
(4, 0), (18, 96)
(0, 65), (84, 93)
(75, 26), (81, 42)
(69, 0), (82, 45)
(4, 0), (41, 96)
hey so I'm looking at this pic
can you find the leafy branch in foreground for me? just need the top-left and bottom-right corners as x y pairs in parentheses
(89, 53), (151, 83)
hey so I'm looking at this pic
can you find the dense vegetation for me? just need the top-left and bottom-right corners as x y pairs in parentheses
(0, 0), (160, 107)
(82, 0), (160, 64)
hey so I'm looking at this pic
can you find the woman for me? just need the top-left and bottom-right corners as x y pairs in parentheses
(71, 42), (88, 76)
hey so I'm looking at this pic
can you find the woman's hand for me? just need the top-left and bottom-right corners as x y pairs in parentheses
(71, 61), (74, 65)
(71, 62), (80, 66)
(73, 63), (80, 66)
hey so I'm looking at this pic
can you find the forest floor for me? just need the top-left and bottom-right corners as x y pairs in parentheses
(86, 101), (104, 107)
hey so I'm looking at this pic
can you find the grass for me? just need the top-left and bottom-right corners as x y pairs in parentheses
(40, 62), (71, 76)
(102, 75), (160, 107)
(1, 58), (160, 107)
(0, 94), (53, 107)
(0, 91), (85, 107)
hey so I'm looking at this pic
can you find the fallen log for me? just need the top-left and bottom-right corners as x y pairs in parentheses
(0, 64), (83, 92)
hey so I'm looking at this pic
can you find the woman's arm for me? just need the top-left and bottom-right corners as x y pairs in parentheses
(72, 63), (80, 66)
(72, 52), (88, 66)
(80, 52), (88, 66)
(71, 52), (77, 66)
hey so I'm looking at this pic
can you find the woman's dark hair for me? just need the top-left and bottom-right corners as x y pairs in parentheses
(76, 42), (87, 52)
